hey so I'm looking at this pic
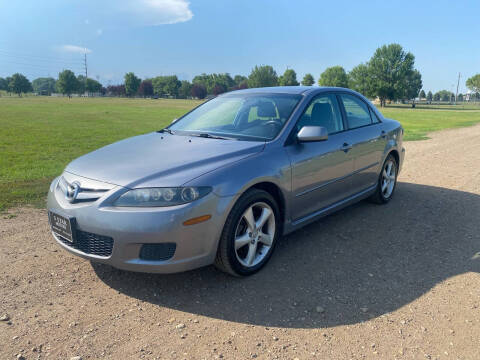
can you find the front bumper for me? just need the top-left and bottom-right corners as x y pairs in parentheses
(47, 176), (235, 273)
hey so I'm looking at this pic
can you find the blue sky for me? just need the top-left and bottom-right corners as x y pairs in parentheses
(0, 0), (478, 93)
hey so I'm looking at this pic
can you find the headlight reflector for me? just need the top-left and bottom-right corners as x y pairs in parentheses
(114, 187), (211, 207)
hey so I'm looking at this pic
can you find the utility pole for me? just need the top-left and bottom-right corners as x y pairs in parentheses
(83, 53), (88, 96)
(455, 72), (461, 105)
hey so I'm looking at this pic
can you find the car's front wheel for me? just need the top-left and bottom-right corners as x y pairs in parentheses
(369, 154), (398, 204)
(215, 189), (280, 276)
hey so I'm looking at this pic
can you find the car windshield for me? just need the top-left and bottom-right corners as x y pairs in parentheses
(169, 93), (302, 141)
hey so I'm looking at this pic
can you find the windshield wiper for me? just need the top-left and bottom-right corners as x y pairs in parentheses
(190, 133), (231, 140)
(158, 128), (175, 135)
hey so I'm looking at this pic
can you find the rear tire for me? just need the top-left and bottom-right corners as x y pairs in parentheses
(215, 189), (280, 277)
(369, 154), (398, 204)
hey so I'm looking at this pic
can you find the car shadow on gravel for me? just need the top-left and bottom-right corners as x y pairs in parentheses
(92, 182), (480, 328)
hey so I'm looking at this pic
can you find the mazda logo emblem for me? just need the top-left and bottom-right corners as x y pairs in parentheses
(65, 181), (81, 203)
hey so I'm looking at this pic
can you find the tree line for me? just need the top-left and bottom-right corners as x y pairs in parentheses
(1, 43), (480, 104)
(0, 70), (103, 97)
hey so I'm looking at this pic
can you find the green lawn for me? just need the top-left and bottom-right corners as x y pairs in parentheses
(1, 96), (479, 211)
(380, 105), (480, 140)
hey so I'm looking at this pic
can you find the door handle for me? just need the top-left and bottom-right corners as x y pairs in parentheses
(341, 143), (352, 152)
(381, 130), (387, 138)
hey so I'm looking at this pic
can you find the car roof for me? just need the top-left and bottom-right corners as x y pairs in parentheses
(224, 86), (353, 96)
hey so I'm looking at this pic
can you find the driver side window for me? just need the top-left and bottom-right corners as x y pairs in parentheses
(296, 94), (344, 134)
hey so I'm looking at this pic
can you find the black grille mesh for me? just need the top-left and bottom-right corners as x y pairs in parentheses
(139, 243), (176, 261)
(57, 230), (114, 257)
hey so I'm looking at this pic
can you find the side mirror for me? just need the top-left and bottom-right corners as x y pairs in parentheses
(297, 126), (328, 142)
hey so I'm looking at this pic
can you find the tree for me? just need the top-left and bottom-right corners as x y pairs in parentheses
(367, 43), (420, 106)
(56, 70), (79, 97)
(191, 84), (207, 99)
(178, 80), (192, 99)
(8, 73), (32, 96)
(466, 74), (480, 94)
(77, 76), (103, 94)
(32, 77), (56, 95)
(318, 66), (348, 88)
(301, 73), (314, 86)
(86, 78), (102, 93)
(348, 64), (372, 96)
(248, 65), (278, 88)
(163, 76), (181, 97)
(435, 90), (453, 102)
(106, 84), (126, 97)
(419, 90), (426, 99)
(234, 75), (248, 87)
(0, 77), (9, 91)
(193, 73), (235, 94)
(427, 91), (433, 102)
(152, 75), (181, 97)
(138, 80), (154, 97)
(124, 72), (141, 97)
(402, 70), (423, 103)
(213, 84), (227, 95)
(457, 93), (464, 102)
(278, 69), (299, 86)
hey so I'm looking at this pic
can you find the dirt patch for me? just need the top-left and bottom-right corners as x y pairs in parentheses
(1, 125), (480, 359)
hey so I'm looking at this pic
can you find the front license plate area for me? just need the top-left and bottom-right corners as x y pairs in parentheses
(48, 210), (75, 243)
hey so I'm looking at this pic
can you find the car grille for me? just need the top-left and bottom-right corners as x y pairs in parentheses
(139, 243), (176, 261)
(57, 230), (114, 257)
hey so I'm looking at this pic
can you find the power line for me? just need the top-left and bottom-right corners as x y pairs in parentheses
(0, 59), (82, 71)
(0, 49), (83, 65)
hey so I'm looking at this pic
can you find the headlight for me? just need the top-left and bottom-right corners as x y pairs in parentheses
(113, 187), (212, 207)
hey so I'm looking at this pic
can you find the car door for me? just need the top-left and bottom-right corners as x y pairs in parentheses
(286, 93), (355, 222)
(338, 93), (387, 194)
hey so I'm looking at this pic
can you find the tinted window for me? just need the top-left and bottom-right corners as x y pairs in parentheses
(296, 94), (344, 134)
(340, 94), (372, 129)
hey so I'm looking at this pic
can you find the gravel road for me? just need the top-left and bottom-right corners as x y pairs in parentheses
(1, 124), (479, 360)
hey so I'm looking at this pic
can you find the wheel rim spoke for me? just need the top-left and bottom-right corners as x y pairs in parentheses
(235, 233), (251, 250)
(256, 207), (272, 229)
(243, 207), (256, 231)
(246, 243), (257, 265)
(258, 232), (273, 246)
(381, 180), (388, 192)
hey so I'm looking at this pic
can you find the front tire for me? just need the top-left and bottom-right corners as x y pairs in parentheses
(369, 154), (398, 204)
(215, 189), (280, 276)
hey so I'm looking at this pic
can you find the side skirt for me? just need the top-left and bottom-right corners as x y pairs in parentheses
(283, 184), (377, 235)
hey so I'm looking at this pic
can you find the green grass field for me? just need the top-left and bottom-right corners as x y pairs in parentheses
(1, 96), (479, 211)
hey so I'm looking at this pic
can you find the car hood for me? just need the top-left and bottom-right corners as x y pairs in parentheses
(65, 132), (265, 188)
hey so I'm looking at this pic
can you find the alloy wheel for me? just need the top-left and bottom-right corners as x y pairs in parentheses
(234, 202), (275, 268)
(381, 159), (397, 198)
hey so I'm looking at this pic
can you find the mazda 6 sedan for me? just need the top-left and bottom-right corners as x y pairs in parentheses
(47, 86), (404, 276)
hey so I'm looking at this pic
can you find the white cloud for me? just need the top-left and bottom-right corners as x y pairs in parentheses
(60, 45), (92, 54)
(96, 28), (103, 36)
(120, 0), (193, 26)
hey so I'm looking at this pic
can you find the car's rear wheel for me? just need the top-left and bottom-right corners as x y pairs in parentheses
(215, 189), (280, 276)
(369, 154), (398, 204)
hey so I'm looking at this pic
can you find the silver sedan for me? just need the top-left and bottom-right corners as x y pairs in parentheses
(47, 86), (404, 276)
